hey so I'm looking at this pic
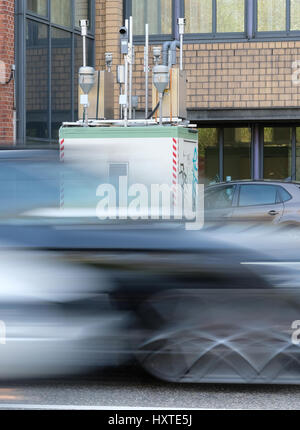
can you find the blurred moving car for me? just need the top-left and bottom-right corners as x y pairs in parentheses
(1, 149), (300, 384)
(205, 180), (300, 225)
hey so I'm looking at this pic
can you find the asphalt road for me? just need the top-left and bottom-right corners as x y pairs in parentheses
(0, 365), (300, 410)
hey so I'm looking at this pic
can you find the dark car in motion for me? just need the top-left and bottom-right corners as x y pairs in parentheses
(205, 180), (300, 225)
(1, 150), (300, 384)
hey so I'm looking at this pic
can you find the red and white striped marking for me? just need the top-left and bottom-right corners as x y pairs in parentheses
(60, 138), (65, 162)
(172, 138), (178, 207)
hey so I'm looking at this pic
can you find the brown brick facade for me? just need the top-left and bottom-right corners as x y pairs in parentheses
(131, 41), (300, 114)
(94, 1), (300, 117)
(0, 0), (14, 143)
(95, 0), (123, 118)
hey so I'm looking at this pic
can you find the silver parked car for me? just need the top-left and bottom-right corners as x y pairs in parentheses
(205, 181), (300, 225)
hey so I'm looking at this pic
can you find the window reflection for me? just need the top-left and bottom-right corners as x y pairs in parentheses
(216, 0), (245, 33)
(224, 128), (251, 181)
(257, 0), (286, 32)
(132, 0), (172, 35)
(75, 0), (91, 27)
(185, 0), (212, 34)
(51, 0), (72, 27)
(198, 128), (219, 185)
(291, 0), (300, 31)
(296, 128), (300, 181)
(27, 0), (48, 17)
(264, 128), (292, 180)
(51, 28), (72, 140)
(26, 21), (49, 139)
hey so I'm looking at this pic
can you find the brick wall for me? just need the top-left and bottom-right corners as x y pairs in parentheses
(0, 0), (14, 143)
(186, 41), (300, 109)
(95, 0), (123, 118)
(131, 41), (300, 114)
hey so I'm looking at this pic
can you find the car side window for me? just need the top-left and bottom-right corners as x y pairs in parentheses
(239, 185), (281, 207)
(279, 187), (292, 203)
(205, 186), (236, 210)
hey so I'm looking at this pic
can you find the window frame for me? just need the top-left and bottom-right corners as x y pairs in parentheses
(124, 0), (174, 44)
(24, 0), (95, 144)
(205, 184), (237, 210)
(254, 0), (300, 38)
(184, 0), (248, 42)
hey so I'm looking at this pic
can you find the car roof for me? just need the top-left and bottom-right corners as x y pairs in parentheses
(206, 180), (300, 189)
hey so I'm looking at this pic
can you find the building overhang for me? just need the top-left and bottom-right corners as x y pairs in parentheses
(187, 108), (300, 125)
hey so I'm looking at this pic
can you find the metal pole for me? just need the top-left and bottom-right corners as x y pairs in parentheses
(128, 16), (133, 120)
(83, 34), (86, 67)
(145, 24), (149, 119)
(159, 92), (163, 126)
(178, 18), (185, 72)
(124, 19), (129, 127)
(180, 33), (183, 71)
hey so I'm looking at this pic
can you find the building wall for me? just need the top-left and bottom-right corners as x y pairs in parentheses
(95, 0), (123, 119)
(132, 41), (300, 113)
(0, 0), (14, 143)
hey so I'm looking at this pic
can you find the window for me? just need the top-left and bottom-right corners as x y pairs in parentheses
(27, 0), (48, 17)
(216, 0), (245, 33)
(296, 128), (300, 181)
(279, 187), (292, 202)
(264, 128), (292, 180)
(198, 128), (219, 184)
(185, 0), (213, 34)
(131, 0), (172, 36)
(291, 0), (300, 31)
(257, 0), (286, 32)
(256, 0), (300, 34)
(75, 0), (91, 27)
(51, 0), (72, 28)
(239, 185), (279, 207)
(25, 0), (94, 143)
(185, 0), (245, 35)
(224, 128), (251, 181)
(205, 185), (236, 210)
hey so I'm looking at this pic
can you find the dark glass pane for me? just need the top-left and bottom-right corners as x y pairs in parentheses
(75, 0), (91, 27)
(74, 35), (94, 121)
(224, 128), (251, 181)
(132, 0), (172, 35)
(51, 28), (72, 141)
(239, 185), (278, 207)
(27, 0), (48, 16)
(198, 128), (219, 184)
(296, 128), (300, 181)
(279, 187), (292, 202)
(264, 127), (292, 180)
(205, 185), (236, 209)
(26, 20), (49, 140)
(51, 0), (72, 27)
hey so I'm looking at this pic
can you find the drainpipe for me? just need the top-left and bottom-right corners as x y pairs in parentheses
(170, 40), (180, 66)
(162, 41), (172, 66)
(173, 0), (183, 40)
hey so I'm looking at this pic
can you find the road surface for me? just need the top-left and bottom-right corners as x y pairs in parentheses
(0, 365), (300, 410)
